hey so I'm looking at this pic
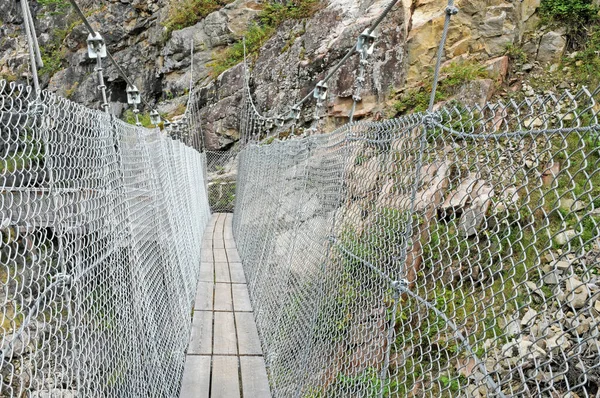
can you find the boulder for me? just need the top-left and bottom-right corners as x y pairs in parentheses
(537, 31), (566, 63)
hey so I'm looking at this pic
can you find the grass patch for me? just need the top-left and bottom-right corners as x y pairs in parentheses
(163, 0), (233, 36)
(122, 109), (153, 127)
(540, 0), (600, 49)
(208, 0), (322, 77)
(390, 60), (490, 116)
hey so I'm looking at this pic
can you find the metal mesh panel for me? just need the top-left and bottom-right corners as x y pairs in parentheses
(206, 150), (237, 213)
(234, 88), (600, 397)
(0, 80), (211, 396)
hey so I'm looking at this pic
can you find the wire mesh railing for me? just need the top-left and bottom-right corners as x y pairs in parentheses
(206, 150), (238, 213)
(0, 80), (211, 396)
(233, 87), (600, 397)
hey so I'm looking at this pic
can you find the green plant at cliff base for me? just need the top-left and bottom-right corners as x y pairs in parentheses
(540, 0), (600, 49)
(208, 0), (322, 77)
(122, 109), (153, 128)
(391, 60), (490, 116)
(164, 0), (233, 35)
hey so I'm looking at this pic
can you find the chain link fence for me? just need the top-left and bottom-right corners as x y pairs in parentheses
(0, 81), (211, 396)
(233, 87), (600, 397)
(206, 150), (238, 213)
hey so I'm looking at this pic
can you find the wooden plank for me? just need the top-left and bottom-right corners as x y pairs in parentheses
(195, 282), (213, 311)
(188, 311), (213, 355)
(235, 312), (262, 355)
(213, 238), (225, 249)
(199, 262), (214, 283)
(224, 239), (236, 249)
(213, 312), (237, 355)
(214, 262), (231, 283)
(201, 249), (213, 263)
(214, 283), (233, 311)
(223, 217), (234, 240)
(229, 262), (246, 284)
(211, 356), (240, 398)
(232, 284), (252, 312)
(214, 248), (228, 263)
(179, 355), (211, 398)
(226, 249), (241, 263)
(240, 357), (271, 398)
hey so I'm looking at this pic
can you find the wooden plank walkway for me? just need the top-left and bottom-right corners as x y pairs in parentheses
(180, 213), (271, 398)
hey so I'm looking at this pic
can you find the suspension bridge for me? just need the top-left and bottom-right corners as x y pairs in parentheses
(2, 0), (600, 397)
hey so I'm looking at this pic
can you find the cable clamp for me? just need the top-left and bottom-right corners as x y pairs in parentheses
(445, 5), (459, 15)
(126, 84), (141, 105)
(313, 81), (328, 101)
(150, 110), (161, 126)
(87, 32), (107, 59)
(356, 29), (377, 59)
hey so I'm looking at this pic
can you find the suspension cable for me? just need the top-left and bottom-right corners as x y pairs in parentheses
(245, 0), (401, 122)
(428, 0), (458, 112)
(67, 0), (163, 118)
(19, 0), (41, 93)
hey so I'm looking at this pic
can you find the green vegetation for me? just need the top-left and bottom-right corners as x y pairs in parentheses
(391, 60), (490, 116)
(208, 180), (236, 211)
(38, 0), (70, 16)
(540, 0), (600, 48)
(163, 0), (233, 36)
(504, 43), (528, 64)
(208, 0), (322, 77)
(39, 20), (80, 79)
(0, 72), (18, 83)
(122, 109), (154, 127)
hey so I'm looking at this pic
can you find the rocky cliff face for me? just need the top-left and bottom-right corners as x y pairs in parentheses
(0, 0), (565, 149)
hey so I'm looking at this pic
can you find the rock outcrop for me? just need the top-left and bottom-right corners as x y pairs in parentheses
(0, 0), (568, 148)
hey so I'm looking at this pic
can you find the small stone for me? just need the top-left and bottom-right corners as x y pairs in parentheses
(554, 230), (577, 246)
(518, 338), (547, 359)
(521, 308), (537, 326)
(560, 198), (586, 212)
(552, 260), (571, 271)
(546, 334), (570, 355)
(522, 64), (534, 72)
(576, 317), (591, 335)
(565, 277), (589, 309)
(526, 281), (544, 297)
(543, 270), (561, 285)
(594, 300), (600, 312)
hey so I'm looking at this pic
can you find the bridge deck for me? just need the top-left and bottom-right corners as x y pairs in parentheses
(179, 213), (271, 398)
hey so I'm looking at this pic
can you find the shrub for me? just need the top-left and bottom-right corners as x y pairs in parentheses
(540, 0), (600, 48)
(208, 0), (322, 77)
(164, 0), (233, 36)
(391, 60), (489, 116)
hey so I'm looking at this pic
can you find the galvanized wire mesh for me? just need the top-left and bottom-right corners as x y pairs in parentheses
(206, 150), (238, 213)
(233, 87), (600, 397)
(0, 80), (211, 396)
